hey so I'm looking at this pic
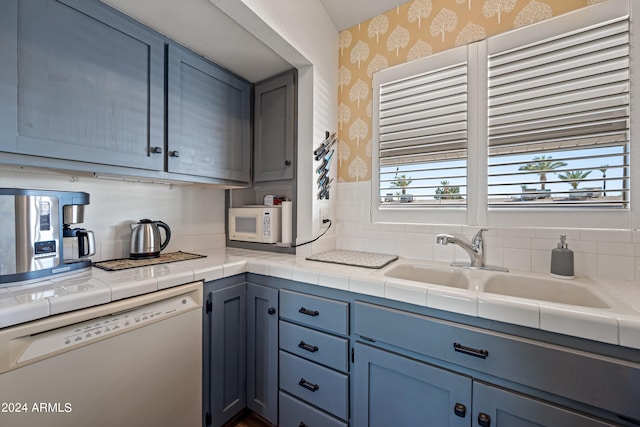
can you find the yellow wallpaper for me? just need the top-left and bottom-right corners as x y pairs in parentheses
(337, 0), (606, 182)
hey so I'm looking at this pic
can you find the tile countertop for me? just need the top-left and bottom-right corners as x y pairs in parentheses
(1, 248), (640, 350)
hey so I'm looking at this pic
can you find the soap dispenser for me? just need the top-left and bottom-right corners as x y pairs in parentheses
(550, 234), (574, 279)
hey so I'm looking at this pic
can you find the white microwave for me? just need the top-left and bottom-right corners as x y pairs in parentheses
(228, 206), (281, 243)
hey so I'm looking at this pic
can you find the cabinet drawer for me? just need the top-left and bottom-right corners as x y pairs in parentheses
(280, 290), (349, 335)
(280, 321), (349, 372)
(279, 391), (348, 427)
(279, 351), (348, 420)
(354, 301), (640, 422)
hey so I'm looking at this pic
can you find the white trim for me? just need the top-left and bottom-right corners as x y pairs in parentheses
(474, 41), (488, 226)
(631, 0), (640, 229)
(371, 0), (634, 230)
(486, 0), (629, 54)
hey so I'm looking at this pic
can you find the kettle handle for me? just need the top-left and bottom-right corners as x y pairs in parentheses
(155, 221), (171, 251)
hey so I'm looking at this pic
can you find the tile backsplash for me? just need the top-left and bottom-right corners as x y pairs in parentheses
(0, 166), (226, 261)
(4, 166), (637, 282)
(335, 181), (639, 282)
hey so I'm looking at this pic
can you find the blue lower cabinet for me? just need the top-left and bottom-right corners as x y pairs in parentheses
(247, 283), (279, 425)
(279, 350), (349, 420)
(472, 382), (616, 427)
(279, 391), (348, 427)
(203, 279), (279, 427)
(278, 288), (351, 425)
(204, 281), (247, 427)
(279, 320), (349, 372)
(279, 289), (349, 335)
(353, 342), (472, 427)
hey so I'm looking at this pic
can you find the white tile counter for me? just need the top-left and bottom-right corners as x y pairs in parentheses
(1, 248), (640, 350)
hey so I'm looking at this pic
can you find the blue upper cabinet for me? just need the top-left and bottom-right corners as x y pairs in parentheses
(167, 44), (251, 186)
(0, 0), (165, 170)
(0, 0), (252, 185)
(253, 71), (295, 185)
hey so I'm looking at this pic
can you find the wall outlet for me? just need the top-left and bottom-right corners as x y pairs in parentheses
(319, 207), (330, 228)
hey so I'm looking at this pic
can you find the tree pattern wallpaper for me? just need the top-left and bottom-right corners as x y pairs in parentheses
(336, 0), (607, 183)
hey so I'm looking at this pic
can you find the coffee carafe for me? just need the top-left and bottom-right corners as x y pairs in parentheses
(62, 203), (95, 263)
(63, 228), (95, 262)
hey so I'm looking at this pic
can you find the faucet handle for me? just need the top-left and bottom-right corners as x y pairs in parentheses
(474, 228), (488, 238)
(472, 228), (489, 249)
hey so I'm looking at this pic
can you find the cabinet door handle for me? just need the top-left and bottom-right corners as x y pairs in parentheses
(298, 307), (319, 317)
(299, 423), (307, 427)
(298, 378), (319, 392)
(298, 341), (319, 353)
(170, 150), (180, 158)
(453, 342), (489, 359)
(478, 412), (491, 427)
(454, 402), (467, 417)
(267, 307), (276, 315)
(150, 146), (162, 154)
(285, 160), (292, 166)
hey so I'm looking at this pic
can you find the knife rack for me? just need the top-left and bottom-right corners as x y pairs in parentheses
(314, 131), (336, 200)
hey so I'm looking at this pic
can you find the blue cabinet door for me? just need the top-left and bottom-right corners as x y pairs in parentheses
(208, 283), (247, 427)
(167, 44), (251, 185)
(253, 71), (295, 184)
(472, 382), (616, 427)
(353, 342), (472, 427)
(246, 283), (279, 425)
(0, 0), (165, 170)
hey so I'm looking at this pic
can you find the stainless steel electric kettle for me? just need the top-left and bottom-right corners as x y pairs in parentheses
(129, 219), (171, 259)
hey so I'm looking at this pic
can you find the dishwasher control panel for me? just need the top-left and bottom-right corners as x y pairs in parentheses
(18, 295), (198, 363)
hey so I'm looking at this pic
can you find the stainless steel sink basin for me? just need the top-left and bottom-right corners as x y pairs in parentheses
(483, 274), (611, 308)
(384, 264), (468, 289)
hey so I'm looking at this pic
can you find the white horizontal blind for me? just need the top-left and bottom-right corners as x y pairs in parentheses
(376, 47), (468, 207)
(487, 18), (630, 208)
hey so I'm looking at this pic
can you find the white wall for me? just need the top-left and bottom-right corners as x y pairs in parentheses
(0, 165), (226, 261)
(212, 0), (339, 256)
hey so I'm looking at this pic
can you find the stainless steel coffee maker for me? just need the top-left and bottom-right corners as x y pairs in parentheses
(0, 188), (95, 285)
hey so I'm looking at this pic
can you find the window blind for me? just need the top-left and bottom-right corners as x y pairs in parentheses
(487, 18), (630, 208)
(376, 46), (468, 207)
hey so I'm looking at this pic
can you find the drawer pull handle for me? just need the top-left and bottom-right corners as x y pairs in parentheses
(298, 378), (319, 392)
(454, 402), (467, 417)
(298, 341), (319, 353)
(299, 307), (319, 317)
(299, 423), (307, 427)
(453, 342), (489, 359)
(478, 412), (491, 427)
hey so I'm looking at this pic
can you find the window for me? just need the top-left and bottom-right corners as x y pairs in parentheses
(487, 13), (630, 209)
(372, 0), (634, 228)
(376, 45), (469, 209)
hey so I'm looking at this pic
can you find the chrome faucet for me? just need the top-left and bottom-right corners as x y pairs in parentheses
(436, 228), (488, 268)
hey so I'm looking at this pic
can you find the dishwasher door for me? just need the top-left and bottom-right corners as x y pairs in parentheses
(0, 282), (202, 427)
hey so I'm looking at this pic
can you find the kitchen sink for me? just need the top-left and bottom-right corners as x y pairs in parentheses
(482, 274), (611, 308)
(384, 264), (468, 289)
(383, 261), (616, 309)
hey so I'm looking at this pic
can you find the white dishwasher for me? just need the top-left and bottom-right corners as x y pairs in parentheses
(0, 281), (202, 427)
